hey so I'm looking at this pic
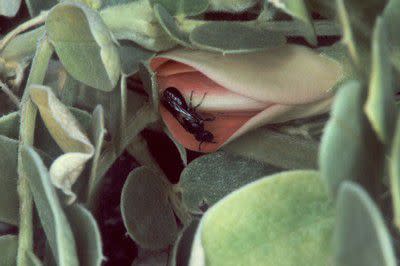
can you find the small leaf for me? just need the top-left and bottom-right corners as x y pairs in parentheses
(334, 182), (396, 266)
(138, 62), (160, 114)
(21, 145), (79, 266)
(27, 252), (44, 266)
(383, 0), (400, 72)
(25, 0), (57, 16)
(319, 80), (384, 196)
(154, 4), (191, 47)
(121, 166), (178, 249)
(190, 170), (334, 266)
(222, 127), (319, 169)
(365, 17), (396, 143)
(269, 0), (316, 45)
(65, 204), (103, 266)
(0, 0), (21, 17)
(31, 85), (94, 202)
(390, 115), (400, 229)
(189, 21), (286, 54)
(46, 2), (121, 91)
(151, 0), (209, 15)
(0, 112), (19, 140)
(170, 220), (199, 266)
(0, 235), (18, 266)
(179, 152), (280, 213)
(0, 136), (19, 225)
(118, 41), (155, 76)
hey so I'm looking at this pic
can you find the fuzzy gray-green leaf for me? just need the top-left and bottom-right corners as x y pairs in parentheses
(0, 235), (18, 266)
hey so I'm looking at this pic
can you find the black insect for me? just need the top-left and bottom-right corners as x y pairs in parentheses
(160, 87), (216, 151)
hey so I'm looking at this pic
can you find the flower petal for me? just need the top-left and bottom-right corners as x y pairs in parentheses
(151, 45), (343, 105)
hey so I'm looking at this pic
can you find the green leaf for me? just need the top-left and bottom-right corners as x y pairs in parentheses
(170, 220), (199, 266)
(118, 41), (155, 76)
(138, 62), (160, 114)
(222, 127), (319, 170)
(31, 85), (94, 202)
(121, 166), (178, 249)
(25, 0), (57, 16)
(0, 0), (21, 17)
(150, 0), (208, 16)
(65, 204), (103, 266)
(390, 115), (400, 229)
(269, 0), (316, 45)
(46, 2), (121, 91)
(334, 182), (396, 266)
(0, 235), (18, 266)
(179, 152), (280, 213)
(190, 170), (334, 266)
(164, 127), (187, 166)
(384, 0), (400, 72)
(0, 136), (18, 225)
(365, 17), (396, 144)
(189, 21), (286, 54)
(21, 145), (79, 266)
(0, 112), (19, 140)
(154, 4), (191, 47)
(100, 0), (177, 51)
(126, 135), (163, 174)
(27, 251), (44, 266)
(319, 80), (384, 196)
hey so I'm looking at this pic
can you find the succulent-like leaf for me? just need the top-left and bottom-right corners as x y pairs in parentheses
(179, 152), (280, 213)
(0, 235), (18, 266)
(118, 41), (155, 76)
(21, 145), (79, 266)
(390, 115), (400, 229)
(319, 80), (384, 196)
(0, 112), (19, 140)
(121, 166), (178, 249)
(65, 204), (103, 266)
(222, 127), (319, 170)
(0, 0), (21, 17)
(151, 0), (209, 16)
(383, 0), (400, 72)
(334, 182), (396, 266)
(365, 17), (396, 143)
(0, 136), (19, 225)
(25, 0), (57, 16)
(46, 2), (121, 91)
(190, 170), (334, 266)
(189, 21), (286, 54)
(269, 0), (316, 45)
(170, 220), (199, 266)
(30, 85), (94, 202)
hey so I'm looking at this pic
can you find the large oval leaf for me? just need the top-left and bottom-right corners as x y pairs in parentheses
(334, 182), (396, 266)
(0, 235), (18, 266)
(190, 170), (335, 266)
(46, 2), (121, 91)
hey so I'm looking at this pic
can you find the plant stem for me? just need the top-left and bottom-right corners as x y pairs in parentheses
(16, 35), (53, 266)
(0, 80), (20, 107)
(0, 11), (49, 52)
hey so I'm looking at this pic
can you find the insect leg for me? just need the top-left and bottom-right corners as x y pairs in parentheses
(192, 92), (207, 110)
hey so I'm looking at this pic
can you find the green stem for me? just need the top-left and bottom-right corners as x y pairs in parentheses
(0, 11), (48, 52)
(16, 35), (53, 266)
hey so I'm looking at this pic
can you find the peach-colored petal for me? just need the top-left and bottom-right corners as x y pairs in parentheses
(156, 61), (197, 77)
(151, 45), (342, 105)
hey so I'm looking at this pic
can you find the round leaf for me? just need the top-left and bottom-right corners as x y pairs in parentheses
(46, 2), (121, 91)
(190, 170), (335, 266)
(121, 166), (178, 249)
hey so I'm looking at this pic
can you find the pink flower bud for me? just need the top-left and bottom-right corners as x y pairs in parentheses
(151, 45), (343, 152)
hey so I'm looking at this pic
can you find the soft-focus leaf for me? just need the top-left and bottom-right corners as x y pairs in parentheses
(170, 220), (199, 266)
(190, 170), (334, 266)
(25, 0), (57, 16)
(46, 2), (121, 91)
(319, 80), (383, 196)
(100, 0), (177, 51)
(223, 127), (319, 169)
(118, 41), (154, 76)
(132, 249), (169, 266)
(138, 62), (160, 114)
(190, 21), (286, 54)
(180, 152), (280, 213)
(126, 135), (163, 174)
(209, 0), (258, 12)
(334, 182), (396, 266)
(150, 0), (208, 15)
(121, 166), (178, 249)
(0, 136), (18, 225)
(31, 85), (94, 202)
(21, 146), (78, 266)
(65, 204), (103, 266)
(365, 17), (396, 143)
(0, 0), (21, 17)
(384, 0), (400, 72)
(390, 115), (400, 229)
(154, 4), (191, 47)
(0, 235), (18, 266)
(269, 0), (316, 45)
(27, 252), (44, 266)
(164, 127), (187, 166)
(0, 112), (19, 140)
